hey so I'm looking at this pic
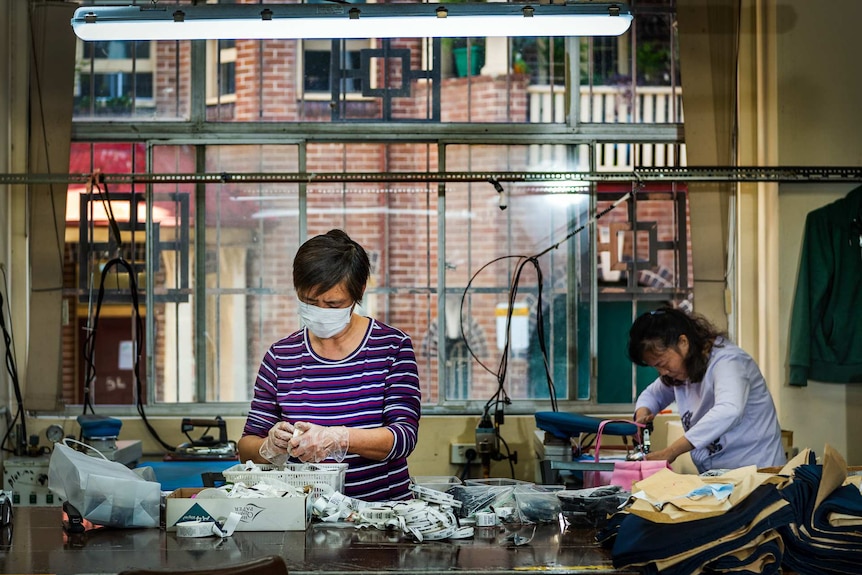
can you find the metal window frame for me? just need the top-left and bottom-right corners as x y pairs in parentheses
(57, 27), (687, 417)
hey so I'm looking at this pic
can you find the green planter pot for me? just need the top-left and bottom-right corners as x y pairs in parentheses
(452, 46), (484, 77)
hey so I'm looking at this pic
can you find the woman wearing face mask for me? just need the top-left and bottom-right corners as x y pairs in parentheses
(628, 307), (786, 473)
(237, 229), (421, 501)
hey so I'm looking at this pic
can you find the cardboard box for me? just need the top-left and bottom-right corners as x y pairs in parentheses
(165, 487), (311, 531)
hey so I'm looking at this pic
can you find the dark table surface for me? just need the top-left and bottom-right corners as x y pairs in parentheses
(1, 506), (637, 575)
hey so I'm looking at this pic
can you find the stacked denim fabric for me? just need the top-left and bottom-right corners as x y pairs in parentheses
(777, 446), (862, 575)
(595, 468), (794, 575)
(597, 446), (862, 575)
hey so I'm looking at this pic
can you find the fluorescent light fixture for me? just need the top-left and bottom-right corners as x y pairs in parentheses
(71, 2), (633, 42)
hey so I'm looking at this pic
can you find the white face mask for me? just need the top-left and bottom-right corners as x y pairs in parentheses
(298, 300), (354, 339)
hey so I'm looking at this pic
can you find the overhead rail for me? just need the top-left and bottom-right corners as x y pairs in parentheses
(2, 166), (862, 186)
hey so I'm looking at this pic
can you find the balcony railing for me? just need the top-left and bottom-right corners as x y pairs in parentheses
(528, 84), (686, 171)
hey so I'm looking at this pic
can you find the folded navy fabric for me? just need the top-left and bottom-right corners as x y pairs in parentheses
(811, 485), (862, 537)
(595, 449), (862, 575)
(703, 534), (784, 575)
(598, 484), (792, 574)
(778, 462), (862, 575)
(642, 517), (790, 575)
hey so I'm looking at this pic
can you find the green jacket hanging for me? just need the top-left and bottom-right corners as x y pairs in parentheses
(788, 185), (862, 386)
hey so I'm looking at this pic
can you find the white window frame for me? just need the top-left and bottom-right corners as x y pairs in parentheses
(74, 40), (156, 109)
(205, 39), (238, 105)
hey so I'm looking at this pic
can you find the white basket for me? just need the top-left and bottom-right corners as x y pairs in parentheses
(222, 462), (348, 497)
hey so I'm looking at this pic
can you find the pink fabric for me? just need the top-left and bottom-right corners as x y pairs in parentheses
(609, 460), (671, 490)
(584, 460), (670, 490)
(583, 468), (614, 489)
(582, 419), (670, 489)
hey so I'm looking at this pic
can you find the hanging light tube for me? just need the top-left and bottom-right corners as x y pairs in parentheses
(71, 2), (633, 42)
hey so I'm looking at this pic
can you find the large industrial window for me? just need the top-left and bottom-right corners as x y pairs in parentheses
(71, 1), (679, 124)
(63, 144), (689, 413)
(65, 0), (686, 416)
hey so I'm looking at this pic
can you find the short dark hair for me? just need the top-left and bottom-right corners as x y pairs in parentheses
(293, 229), (370, 303)
(627, 306), (725, 384)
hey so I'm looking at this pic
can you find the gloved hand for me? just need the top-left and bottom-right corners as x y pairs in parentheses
(289, 422), (349, 463)
(259, 421), (296, 467)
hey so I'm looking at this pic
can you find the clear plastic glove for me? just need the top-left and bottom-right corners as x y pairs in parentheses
(289, 422), (349, 463)
(259, 421), (296, 467)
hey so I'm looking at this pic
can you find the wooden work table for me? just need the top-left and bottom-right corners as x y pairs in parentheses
(1, 506), (636, 575)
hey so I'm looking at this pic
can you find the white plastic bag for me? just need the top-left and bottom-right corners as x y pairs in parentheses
(48, 439), (160, 528)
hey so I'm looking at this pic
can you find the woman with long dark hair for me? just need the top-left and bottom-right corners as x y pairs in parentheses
(628, 307), (785, 472)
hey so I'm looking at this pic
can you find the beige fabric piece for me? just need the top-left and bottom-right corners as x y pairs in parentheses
(781, 444), (861, 528)
(691, 530), (784, 574)
(815, 444), (849, 510)
(626, 466), (774, 523)
(783, 520), (853, 548)
(827, 512), (862, 528)
(780, 447), (813, 475)
(828, 474), (862, 527)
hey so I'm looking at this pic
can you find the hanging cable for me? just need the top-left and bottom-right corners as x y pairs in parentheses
(81, 174), (176, 452)
(0, 266), (25, 455)
(461, 182), (639, 420)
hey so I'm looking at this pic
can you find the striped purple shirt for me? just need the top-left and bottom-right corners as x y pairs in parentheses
(242, 319), (421, 502)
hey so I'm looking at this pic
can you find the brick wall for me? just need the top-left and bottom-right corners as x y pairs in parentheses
(66, 32), (690, 407)
(155, 41), (190, 119)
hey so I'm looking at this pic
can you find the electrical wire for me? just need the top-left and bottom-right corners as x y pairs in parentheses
(458, 183), (637, 475)
(0, 4), (74, 454)
(0, 266), (24, 454)
(459, 449), (477, 482)
(81, 175), (176, 453)
(497, 433), (516, 478)
(459, 254), (524, 428)
(461, 188), (635, 409)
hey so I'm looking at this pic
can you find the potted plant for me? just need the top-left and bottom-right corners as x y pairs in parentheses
(439, 0), (485, 77)
(449, 38), (485, 77)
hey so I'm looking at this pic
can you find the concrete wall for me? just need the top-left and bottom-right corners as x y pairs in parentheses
(774, 0), (862, 463)
(736, 0), (862, 463)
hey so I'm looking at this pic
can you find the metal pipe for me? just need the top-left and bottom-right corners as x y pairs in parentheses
(3, 166), (862, 186)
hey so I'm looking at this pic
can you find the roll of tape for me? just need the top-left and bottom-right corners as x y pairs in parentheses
(176, 521), (217, 538)
(475, 512), (497, 527)
(420, 524), (458, 541)
(361, 506), (396, 522)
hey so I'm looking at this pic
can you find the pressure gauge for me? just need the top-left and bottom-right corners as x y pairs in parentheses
(45, 424), (65, 444)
